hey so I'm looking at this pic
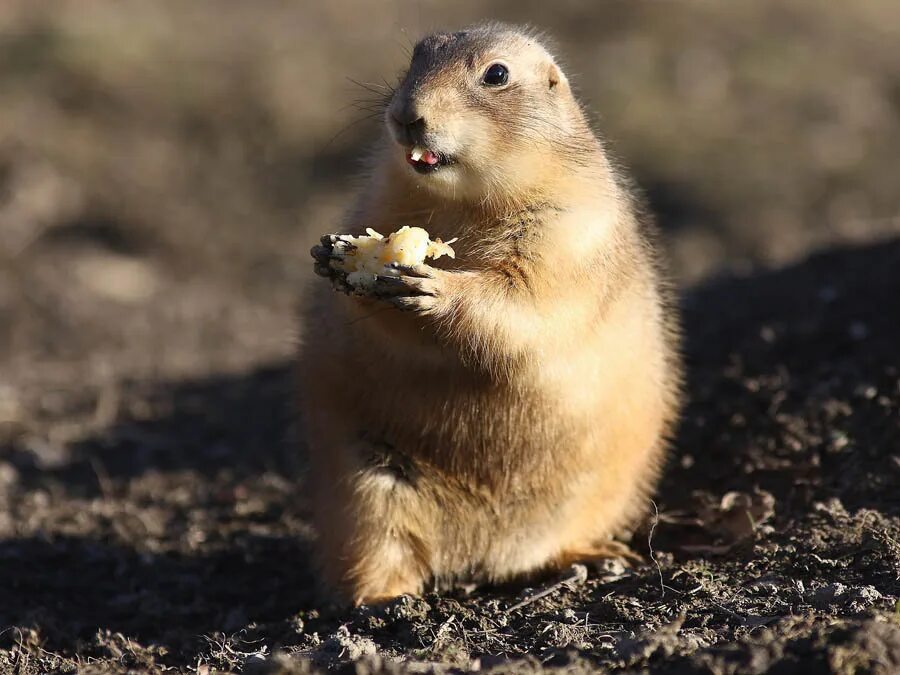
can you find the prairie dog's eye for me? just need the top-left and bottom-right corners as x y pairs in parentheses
(482, 63), (509, 86)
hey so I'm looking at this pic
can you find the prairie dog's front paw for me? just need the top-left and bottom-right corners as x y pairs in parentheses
(311, 236), (354, 294)
(374, 264), (447, 314)
(310, 227), (457, 300)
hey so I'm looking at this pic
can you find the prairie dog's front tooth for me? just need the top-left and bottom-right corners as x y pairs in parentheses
(410, 146), (424, 161)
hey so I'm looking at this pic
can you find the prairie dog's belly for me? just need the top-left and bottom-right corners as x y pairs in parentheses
(304, 279), (673, 584)
(340, 361), (575, 483)
(318, 279), (669, 467)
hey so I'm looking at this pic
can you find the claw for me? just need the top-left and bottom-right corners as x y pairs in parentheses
(371, 274), (407, 295)
(389, 262), (434, 278)
(375, 274), (433, 298)
(388, 296), (422, 312)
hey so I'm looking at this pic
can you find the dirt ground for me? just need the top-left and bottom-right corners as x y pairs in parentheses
(1, 2), (899, 674)
(2, 236), (899, 675)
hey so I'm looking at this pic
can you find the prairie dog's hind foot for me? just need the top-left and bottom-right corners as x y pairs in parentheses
(351, 575), (425, 608)
(554, 539), (644, 570)
(312, 439), (435, 607)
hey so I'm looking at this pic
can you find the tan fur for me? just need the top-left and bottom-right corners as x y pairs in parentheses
(297, 23), (683, 605)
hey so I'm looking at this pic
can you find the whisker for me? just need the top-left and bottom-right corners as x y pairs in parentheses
(347, 77), (394, 100)
(320, 113), (384, 151)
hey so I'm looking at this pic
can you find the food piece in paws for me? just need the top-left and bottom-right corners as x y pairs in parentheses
(328, 226), (456, 291)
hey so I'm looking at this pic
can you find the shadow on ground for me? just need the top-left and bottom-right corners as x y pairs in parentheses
(0, 534), (316, 656)
(4, 364), (299, 498)
(662, 235), (900, 518)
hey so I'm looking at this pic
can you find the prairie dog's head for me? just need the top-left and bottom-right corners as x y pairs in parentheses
(385, 24), (594, 202)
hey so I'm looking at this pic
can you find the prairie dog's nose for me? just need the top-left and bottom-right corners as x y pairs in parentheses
(390, 99), (424, 128)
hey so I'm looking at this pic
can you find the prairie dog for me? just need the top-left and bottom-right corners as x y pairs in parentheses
(298, 23), (682, 605)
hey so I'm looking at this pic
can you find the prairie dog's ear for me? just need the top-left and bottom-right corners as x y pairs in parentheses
(547, 62), (567, 91)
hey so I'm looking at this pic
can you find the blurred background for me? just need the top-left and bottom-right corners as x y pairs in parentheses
(1, 0), (898, 391)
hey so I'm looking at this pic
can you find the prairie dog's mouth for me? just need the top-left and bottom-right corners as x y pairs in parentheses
(405, 145), (453, 174)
